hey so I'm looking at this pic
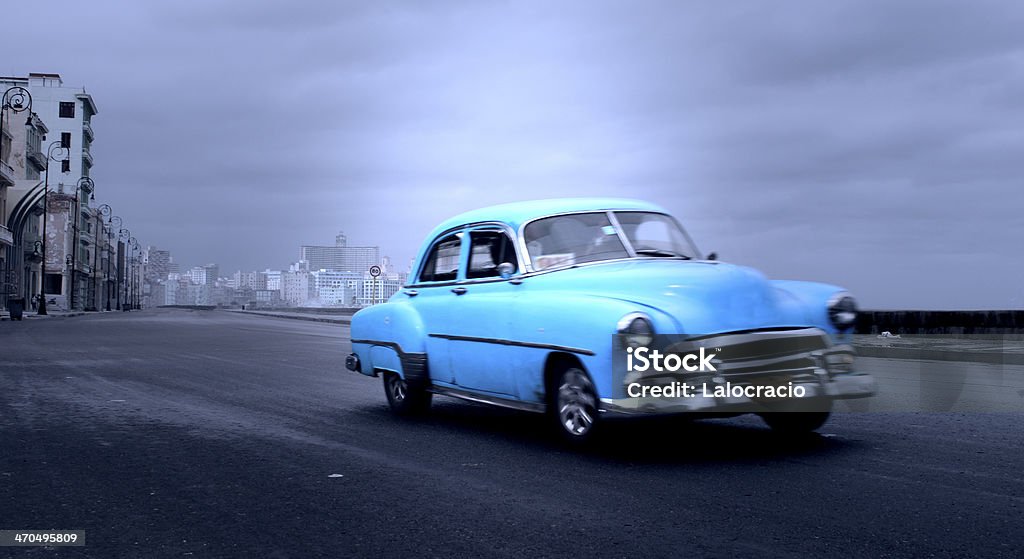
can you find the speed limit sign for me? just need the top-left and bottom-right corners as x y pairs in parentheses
(369, 265), (381, 278)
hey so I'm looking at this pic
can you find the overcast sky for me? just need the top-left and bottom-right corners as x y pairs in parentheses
(6, 0), (1022, 309)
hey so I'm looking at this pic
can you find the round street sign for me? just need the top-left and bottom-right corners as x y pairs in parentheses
(369, 265), (381, 278)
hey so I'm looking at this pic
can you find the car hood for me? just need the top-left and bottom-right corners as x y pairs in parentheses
(529, 259), (819, 334)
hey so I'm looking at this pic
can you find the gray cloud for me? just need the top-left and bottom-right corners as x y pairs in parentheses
(5, 0), (1022, 308)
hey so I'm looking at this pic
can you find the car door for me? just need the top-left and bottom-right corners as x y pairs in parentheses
(406, 231), (466, 386)
(438, 227), (522, 397)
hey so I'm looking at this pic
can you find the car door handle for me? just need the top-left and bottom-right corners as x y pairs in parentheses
(451, 287), (467, 295)
(403, 289), (418, 297)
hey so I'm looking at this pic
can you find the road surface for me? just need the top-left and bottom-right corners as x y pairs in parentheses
(1, 309), (1021, 557)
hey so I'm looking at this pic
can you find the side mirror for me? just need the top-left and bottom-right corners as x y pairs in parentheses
(706, 252), (718, 261)
(497, 262), (516, 279)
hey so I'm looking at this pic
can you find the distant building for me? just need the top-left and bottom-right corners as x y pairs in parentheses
(300, 231), (380, 274)
(186, 266), (207, 286)
(145, 247), (171, 283)
(253, 289), (281, 307)
(312, 270), (363, 307)
(262, 269), (281, 291)
(232, 270), (262, 290)
(281, 269), (314, 307)
(359, 272), (402, 307)
(202, 263), (218, 286)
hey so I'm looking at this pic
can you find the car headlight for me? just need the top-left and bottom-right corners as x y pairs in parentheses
(828, 293), (858, 331)
(617, 312), (654, 349)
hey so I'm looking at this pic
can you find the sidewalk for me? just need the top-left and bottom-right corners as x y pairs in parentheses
(1, 309), (93, 320)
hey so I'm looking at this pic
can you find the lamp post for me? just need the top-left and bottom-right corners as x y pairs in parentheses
(109, 216), (122, 310)
(68, 177), (94, 311)
(1, 87), (32, 314)
(118, 228), (130, 310)
(101, 224), (112, 310)
(1, 86), (32, 157)
(129, 237), (140, 310)
(97, 204), (112, 311)
(25, 241), (42, 309)
(38, 140), (71, 315)
(65, 254), (73, 302)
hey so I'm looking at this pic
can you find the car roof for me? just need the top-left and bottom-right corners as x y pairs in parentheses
(427, 197), (669, 238)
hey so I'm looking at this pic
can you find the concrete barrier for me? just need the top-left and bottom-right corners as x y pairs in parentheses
(855, 310), (1024, 335)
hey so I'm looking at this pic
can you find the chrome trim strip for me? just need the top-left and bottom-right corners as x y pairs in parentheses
(683, 327), (829, 346)
(351, 338), (410, 357)
(606, 210), (637, 257)
(427, 333), (596, 356)
(430, 385), (546, 413)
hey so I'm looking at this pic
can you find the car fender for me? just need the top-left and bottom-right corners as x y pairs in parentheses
(506, 292), (676, 403)
(350, 301), (429, 385)
(771, 280), (848, 337)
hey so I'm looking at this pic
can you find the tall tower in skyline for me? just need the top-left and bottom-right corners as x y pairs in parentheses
(300, 232), (379, 274)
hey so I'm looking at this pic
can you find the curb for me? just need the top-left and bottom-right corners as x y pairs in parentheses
(2, 311), (88, 320)
(854, 345), (1024, 366)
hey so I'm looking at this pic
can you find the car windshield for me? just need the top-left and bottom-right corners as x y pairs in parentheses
(523, 211), (701, 270)
(523, 213), (628, 270)
(614, 212), (700, 260)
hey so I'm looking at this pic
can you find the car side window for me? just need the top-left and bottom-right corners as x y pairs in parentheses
(418, 233), (463, 283)
(466, 230), (518, 279)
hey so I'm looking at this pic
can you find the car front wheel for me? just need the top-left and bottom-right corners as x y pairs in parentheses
(383, 371), (432, 416)
(551, 367), (599, 443)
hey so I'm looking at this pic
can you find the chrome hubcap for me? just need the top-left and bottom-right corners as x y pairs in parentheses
(388, 375), (407, 402)
(557, 369), (596, 436)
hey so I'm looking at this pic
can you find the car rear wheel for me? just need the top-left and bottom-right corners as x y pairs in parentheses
(550, 367), (599, 443)
(383, 371), (432, 416)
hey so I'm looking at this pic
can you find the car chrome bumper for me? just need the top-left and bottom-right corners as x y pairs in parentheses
(599, 373), (877, 416)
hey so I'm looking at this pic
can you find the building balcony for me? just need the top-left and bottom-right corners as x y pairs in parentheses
(26, 146), (46, 172)
(0, 224), (13, 246)
(0, 159), (14, 187)
(82, 120), (94, 142)
(82, 147), (93, 168)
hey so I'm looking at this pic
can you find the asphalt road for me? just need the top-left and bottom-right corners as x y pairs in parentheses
(1, 309), (1022, 558)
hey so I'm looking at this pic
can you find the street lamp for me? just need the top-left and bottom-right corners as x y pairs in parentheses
(101, 224), (113, 310)
(97, 204), (113, 311)
(68, 177), (94, 311)
(38, 140), (71, 315)
(1, 88), (32, 316)
(1, 86), (32, 155)
(65, 253), (72, 296)
(118, 228), (130, 310)
(129, 237), (140, 310)
(109, 216), (122, 310)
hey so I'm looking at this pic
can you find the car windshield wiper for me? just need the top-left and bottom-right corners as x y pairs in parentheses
(634, 249), (692, 259)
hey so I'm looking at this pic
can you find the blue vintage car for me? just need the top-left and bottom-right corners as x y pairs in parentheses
(347, 198), (875, 442)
